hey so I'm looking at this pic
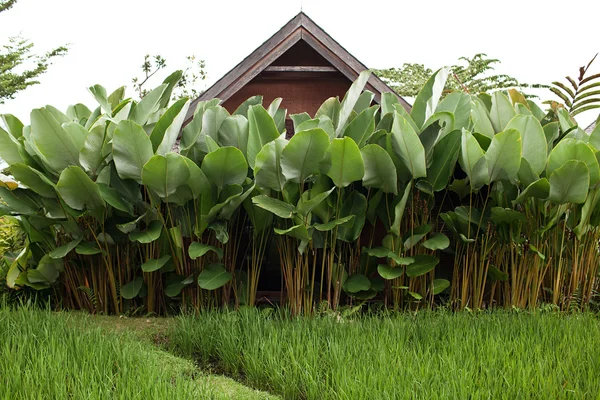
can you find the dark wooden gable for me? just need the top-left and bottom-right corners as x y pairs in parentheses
(184, 12), (410, 124)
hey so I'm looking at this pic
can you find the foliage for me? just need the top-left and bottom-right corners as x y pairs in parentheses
(0, 0), (68, 103)
(132, 54), (207, 99)
(374, 53), (547, 98)
(171, 309), (600, 399)
(1, 66), (600, 315)
(0, 306), (274, 399)
(545, 53), (600, 118)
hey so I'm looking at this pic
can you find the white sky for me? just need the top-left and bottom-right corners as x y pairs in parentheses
(0, 0), (599, 128)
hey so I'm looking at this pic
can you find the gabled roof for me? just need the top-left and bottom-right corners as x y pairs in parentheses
(184, 12), (410, 124)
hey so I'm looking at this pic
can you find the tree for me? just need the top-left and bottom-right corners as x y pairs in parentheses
(0, 0), (68, 104)
(374, 53), (547, 98)
(132, 54), (207, 100)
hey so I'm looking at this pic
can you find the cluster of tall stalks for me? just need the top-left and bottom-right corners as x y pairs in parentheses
(1, 67), (600, 314)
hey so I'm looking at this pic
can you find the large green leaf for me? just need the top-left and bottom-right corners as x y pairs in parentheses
(49, 237), (82, 259)
(505, 115), (547, 175)
(470, 97), (495, 139)
(337, 191), (367, 242)
(9, 163), (56, 198)
(142, 153), (190, 198)
(30, 108), (80, 172)
(88, 84), (111, 114)
(547, 139), (600, 188)
(247, 105), (280, 169)
(98, 183), (134, 215)
(252, 195), (295, 219)
(489, 91), (516, 133)
(548, 160), (589, 204)
(281, 129), (329, 183)
(113, 120), (154, 184)
(436, 92), (471, 130)
(432, 279), (450, 295)
(406, 255), (439, 277)
(361, 144), (397, 194)
(421, 233), (450, 250)
(56, 166), (105, 211)
(150, 98), (191, 155)
(459, 129), (488, 190)
(377, 264), (404, 280)
(513, 178), (550, 204)
(141, 255), (172, 273)
(410, 68), (448, 129)
(201, 147), (248, 190)
(343, 105), (379, 146)
(1, 114), (24, 138)
(130, 84), (167, 125)
(336, 70), (371, 136)
(189, 242), (224, 260)
(297, 188), (335, 217)
(426, 130), (460, 192)
(254, 138), (287, 191)
(121, 277), (144, 299)
(391, 112), (427, 179)
(129, 220), (163, 243)
(342, 273), (371, 293)
(198, 263), (232, 290)
(321, 137), (364, 187)
(0, 126), (25, 165)
(485, 129), (522, 183)
(79, 125), (106, 175)
(218, 115), (249, 158)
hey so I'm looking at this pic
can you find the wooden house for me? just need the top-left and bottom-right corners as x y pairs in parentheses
(184, 12), (410, 130)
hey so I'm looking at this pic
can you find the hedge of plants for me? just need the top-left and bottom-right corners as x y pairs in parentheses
(1, 69), (599, 314)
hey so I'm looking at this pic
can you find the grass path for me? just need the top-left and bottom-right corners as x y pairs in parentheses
(0, 307), (278, 400)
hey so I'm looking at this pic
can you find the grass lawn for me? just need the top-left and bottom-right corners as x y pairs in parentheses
(3, 306), (600, 399)
(0, 306), (276, 400)
(169, 309), (600, 399)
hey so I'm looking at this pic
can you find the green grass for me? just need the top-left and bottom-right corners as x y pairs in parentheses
(0, 306), (277, 400)
(170, 309), (600, 400)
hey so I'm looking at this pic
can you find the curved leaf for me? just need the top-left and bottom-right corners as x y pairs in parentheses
(377, 264), (404, 280)
(485, 129), (522, 183)
(391, 112), (427, 179)
(189, 242), (224, 260)
(321, 137), (364, 187)
(247, 105), (280, 169)
(129, 220), (163, 243)
(426, 130), (461, 192)
(141, 255), (172, 273)
(201, 147), (248, 190)
(421, 233), (450, 250)
(121, 277), (144, 299)
(198, 264), (232, 290)
(406, 255), (439, 277)
(56, 166), (105, 211)
(411, 67), (448, 129)
(548, 160), (589, 204)
(505, 115), (547, 175)
(281, 129), (329, 183)
(142, 153), (190, 198)
(361, 144), (397, 194)
(30, 108), (80, 172)
(547, 139), (600, 188)
(113, 120), (154, 183)
(342, 273), (371, 293)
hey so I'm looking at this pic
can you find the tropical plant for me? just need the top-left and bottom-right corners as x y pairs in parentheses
(374, 53), (547, 98)
(1, 65), (599, 315)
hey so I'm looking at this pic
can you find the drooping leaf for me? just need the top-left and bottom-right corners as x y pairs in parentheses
(548, 160), (589, 204)
(406, 255), (439, 277)
(436, 92), (471, 130)
(188, 242), (224, 260)
(343, 105), (379, 147)
(547, 139), (600, 188)
(121, 277), (144, 299)
(141, 255), (172, 273)
(252, 195), (295, 219)
(49, 237), (82, 259)
(421, 233), (450, 250)
(377, 264), (404, 280)
(150, 98), (191, 155)
(432, 279), (450, 295)
(390, 182), (412, 237)
(198, 264), (232, 290)
(513, 178), (550, 205)
(361, 144), (397, 194)
(459, 129), (488, 190)
(129, 220), (163, 243)
(254, 138), (287, 192)
(342, 273), (371, 293)
(56, 166), (105, 212)
(130, 84), (168, 125)
(9, 163), (56, 198)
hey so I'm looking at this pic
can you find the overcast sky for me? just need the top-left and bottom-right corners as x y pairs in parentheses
(1, 0), (599, 128)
